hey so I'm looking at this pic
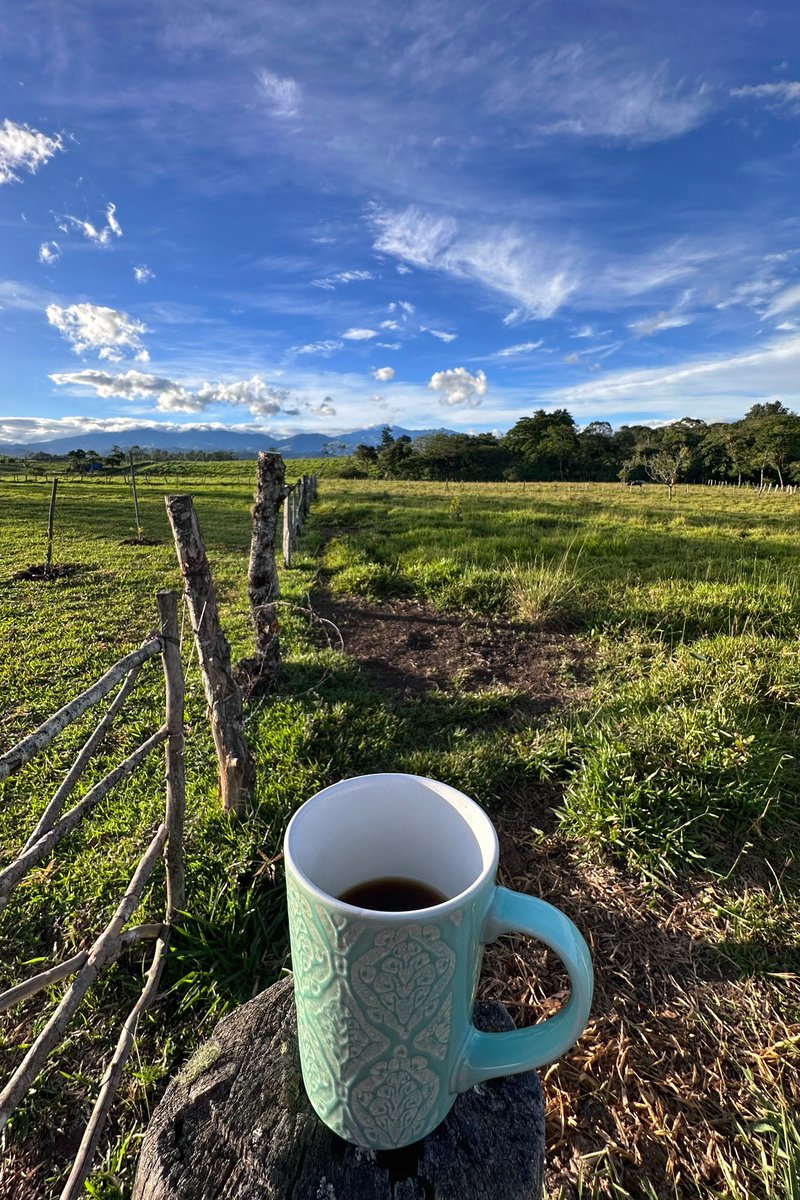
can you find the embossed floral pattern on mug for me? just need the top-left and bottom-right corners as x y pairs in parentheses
(287, 882), (464, 1146)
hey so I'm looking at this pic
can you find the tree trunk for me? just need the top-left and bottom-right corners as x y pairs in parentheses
(132, 977), (544, 1200)
(165, 494), (255, 816)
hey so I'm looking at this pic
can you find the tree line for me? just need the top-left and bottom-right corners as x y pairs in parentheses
(351, 403), (800, 490)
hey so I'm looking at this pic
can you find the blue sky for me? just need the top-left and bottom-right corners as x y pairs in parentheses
(2, 0), (800, 445)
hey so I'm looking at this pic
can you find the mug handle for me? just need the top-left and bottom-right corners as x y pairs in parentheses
(454, 886), (594, 1092)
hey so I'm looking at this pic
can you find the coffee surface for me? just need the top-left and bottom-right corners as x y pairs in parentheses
(338, 876), (447, 912)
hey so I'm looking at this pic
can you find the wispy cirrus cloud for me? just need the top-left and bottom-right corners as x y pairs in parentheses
(38, 241), (61, 266)
(57, 203), (122, 247)
(766, 283), (800, 317)
(0, 119), (63, 185)
(293, 339), (343, 355)
(488, 46), (713, 144)
(731, 80), (800, 113)
(422, 327), (457, 342)
(257, 69), (301, 117)
(311, 269), (373, 289)
(46, 303), (148, 362)
(489, 340), (544, 358)
(428, 366), (488, 407)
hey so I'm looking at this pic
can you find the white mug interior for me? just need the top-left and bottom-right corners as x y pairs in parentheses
(285, 773), (499, 911)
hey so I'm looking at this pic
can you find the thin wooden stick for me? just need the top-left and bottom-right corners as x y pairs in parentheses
(282, 486), (292, 568)
(59, 934), (170, 1200)
(0, 727), (167, 913)
(45, 477), (58, 574)
(0, 824), (168, 1131)
(129, 450), (142, 535)
(0, 640), (162, 783)
(157, 590), (185, 917)
(23, 666), (143, 852)
(0, 924), (163, 1014)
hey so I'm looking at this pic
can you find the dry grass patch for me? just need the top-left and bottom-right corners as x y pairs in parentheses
(479, 816), (800, 1200)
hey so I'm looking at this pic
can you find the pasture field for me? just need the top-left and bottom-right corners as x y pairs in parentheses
(0, 473), (798, 1199)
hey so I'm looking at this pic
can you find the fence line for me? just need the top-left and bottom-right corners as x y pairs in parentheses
(282, 472), (318, 567)
(0, 588), (186, 1200)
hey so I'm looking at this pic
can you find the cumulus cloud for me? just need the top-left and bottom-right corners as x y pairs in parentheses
(294, 339), (343, 355)
(38, 241), (61, 266)
(311, 269), (373, 289)
(423, 327), (457, 342)
(428, 367), (488, 408)
(258, 69), (301, 116)
(195, 376), (290, 416)
(310, 399), (337, 417)
(46, 303), (148, 361)
(58, 203), (122, 247)
(373, 366), (395, 381)
(342, 327), (377, 340)
(0, 119), (62, 185)
(134, 265), (155, 283)
(50, 368), (297, 417)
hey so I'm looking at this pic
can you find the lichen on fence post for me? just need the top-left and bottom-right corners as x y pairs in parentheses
(247, 452), (284, 690)
(165, 494), (255, 816)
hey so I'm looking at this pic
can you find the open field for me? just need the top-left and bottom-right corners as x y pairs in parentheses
(1, 473), (799, 1198)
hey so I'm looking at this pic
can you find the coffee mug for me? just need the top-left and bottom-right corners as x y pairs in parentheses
(284, 773), (593, 1150)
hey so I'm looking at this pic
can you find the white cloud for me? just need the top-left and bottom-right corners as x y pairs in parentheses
(377, 342), (400, 350)
(258, 69), (301, 117)
(38, 241), (61, 266)
(0, 119), (62, 185)
(396, 264), (412, 275)
(572, 324), (610, 339)
(373, 366), (395, 381)
(428, 367), (488, 408)
(372, 205), (576, 320)
(776, 320), (799, 332)
(294, 339), (343, 355)
(46, 303), (148, 360)
(398, 301), (415, 315)
(731, 81), (800, 111)
(491, 340), (544, 357)
(134, 265), (155, 283)
(380, 319), (400, 330)
(50, 368), (296, 417)
(628, 309), (693, 336)
(311, 269), (373, 289)
(310, 400), (337, 417)
(195, 376), (290, 416)
(342, 327), (378, 340)
(58, 203), (123, 247)
(49, 369), (197, 408)
(766, 283), (800, 316)
(489, 48), (712, 143)
(423, 327), (457, 342)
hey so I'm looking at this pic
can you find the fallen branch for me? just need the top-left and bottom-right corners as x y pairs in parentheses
(23, 666), (143, 852)
(0, 727), (167, 914)
(0, 924), (163, 1014)
(0, 640), (162, 783)
(0, 823), (168, 1131)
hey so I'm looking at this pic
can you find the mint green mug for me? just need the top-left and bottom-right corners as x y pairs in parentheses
(285, 773), (593, 1150)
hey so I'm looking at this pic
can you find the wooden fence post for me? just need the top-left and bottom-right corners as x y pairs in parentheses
(129, 451), (142, 536)
(282, 487), (292, 568)
(157, 589), (186, 916)
(165, 495), (255, 816)
(247, 452), (284, 688)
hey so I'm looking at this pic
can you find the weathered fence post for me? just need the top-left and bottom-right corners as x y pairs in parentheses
(302, 474), (311, 518)
(165, 494), (255, 816)
(157, 589), (186, 915)
(247, 452), (284, 688)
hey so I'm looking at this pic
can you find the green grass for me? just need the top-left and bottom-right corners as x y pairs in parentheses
(1, 476), (799, 1198)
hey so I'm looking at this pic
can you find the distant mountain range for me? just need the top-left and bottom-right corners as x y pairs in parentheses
(0, 424), (453, 459)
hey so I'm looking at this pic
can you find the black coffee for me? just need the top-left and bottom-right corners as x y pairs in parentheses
(338, 876), (447, 912)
